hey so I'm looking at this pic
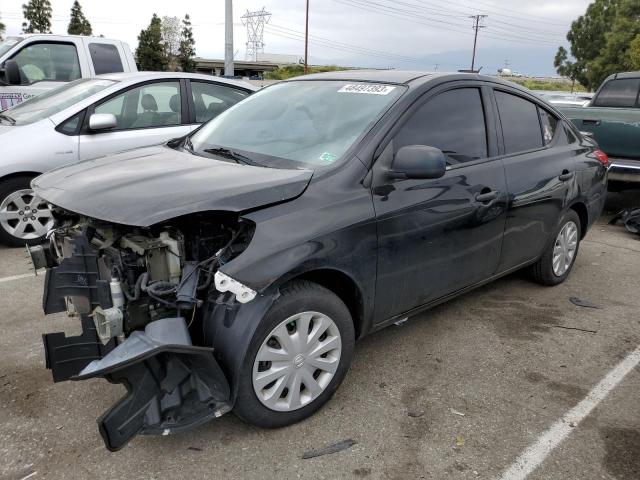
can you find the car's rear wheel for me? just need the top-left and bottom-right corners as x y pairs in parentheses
(529, 209), (581, 285)
(233, 280), (355, 428)
(0, 176), (52, 247)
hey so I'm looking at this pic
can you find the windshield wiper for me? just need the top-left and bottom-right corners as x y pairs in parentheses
(202, 147), (264, 167)
(0, 113), (16, 125)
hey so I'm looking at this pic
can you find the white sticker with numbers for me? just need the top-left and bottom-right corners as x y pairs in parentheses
(337, 84), (396, 95)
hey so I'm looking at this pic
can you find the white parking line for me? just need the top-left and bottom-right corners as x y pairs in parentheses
(497, 345), (640, 480)
(0, 272), (37, 283)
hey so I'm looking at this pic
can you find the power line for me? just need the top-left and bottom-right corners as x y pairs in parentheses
(470, 14), (487, 72)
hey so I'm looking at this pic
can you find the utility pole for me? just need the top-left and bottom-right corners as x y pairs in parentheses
(304, 0), (309, 74)
(225, 0), (234, 77)
(469, 14), (487, 72)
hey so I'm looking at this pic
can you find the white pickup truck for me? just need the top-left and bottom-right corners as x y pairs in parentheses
(0, 34), (136, 109)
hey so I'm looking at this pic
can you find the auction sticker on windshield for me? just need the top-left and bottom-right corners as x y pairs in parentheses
(338, 84), (396, 95)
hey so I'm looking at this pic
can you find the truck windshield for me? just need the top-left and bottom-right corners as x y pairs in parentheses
(0, 37), (23, 58)
(190, 80), (405, 169)
(3, 78), (116, 125)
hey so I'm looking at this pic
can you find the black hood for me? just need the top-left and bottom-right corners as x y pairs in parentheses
(33, 146), (313, 227)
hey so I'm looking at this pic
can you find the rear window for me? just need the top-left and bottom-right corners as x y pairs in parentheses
(592, 79), (640, 108)
(495, 91), (543, 154)
(89, 43), (124, 75)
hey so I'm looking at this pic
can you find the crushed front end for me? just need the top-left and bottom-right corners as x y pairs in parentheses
(33, 209), (256, 450)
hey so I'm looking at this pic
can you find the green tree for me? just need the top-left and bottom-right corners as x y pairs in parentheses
(587, 0), (640, 86)
(67, 0), (92, 36)
(178, 14), (196, 72)
(135, 14), (168, 71)
(555, 0), (640, 90)
(630, 35), (640, 70)
(0, 17), (5, 41)
(22, 0), (52, 34)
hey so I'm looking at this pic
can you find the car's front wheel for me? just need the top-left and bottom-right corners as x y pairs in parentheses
(0, 176), (53, 247)
(529, 209), (581, 285)
(233, 280), (355, 428)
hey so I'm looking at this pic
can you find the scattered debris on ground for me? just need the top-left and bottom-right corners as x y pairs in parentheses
(301, 439), (357, 459)
(569, 297), (601, 309)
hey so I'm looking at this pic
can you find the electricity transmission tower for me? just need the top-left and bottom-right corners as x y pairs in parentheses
(469, 14), (487, 72)
(241, 7), (271, 61)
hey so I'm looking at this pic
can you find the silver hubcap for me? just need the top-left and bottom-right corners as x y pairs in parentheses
(0, 189), (53, 240)
(252, 311), (342, 412)
(552, 221), (578, 276)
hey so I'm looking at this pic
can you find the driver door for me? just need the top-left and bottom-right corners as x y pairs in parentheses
(372, 84), (507, 323)
(78, 80), (190, 161)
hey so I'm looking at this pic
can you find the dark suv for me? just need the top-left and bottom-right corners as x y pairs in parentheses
(31, 71), (607, 450)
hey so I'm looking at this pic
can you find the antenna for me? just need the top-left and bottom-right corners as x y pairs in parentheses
(241, 7), (272, 61)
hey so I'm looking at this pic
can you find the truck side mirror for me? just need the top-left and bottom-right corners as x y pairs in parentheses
(4, 60), (21, 85)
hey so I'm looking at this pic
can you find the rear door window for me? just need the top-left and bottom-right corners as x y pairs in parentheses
(89, 43), (124, 75)
(395, 87), (488, 165)
(538, 108), (558, 145)
(495, 91), (544, 154)
(592, 79), (640, 108)
(12, 42), (81, 84)
(190, 81), (250, 123)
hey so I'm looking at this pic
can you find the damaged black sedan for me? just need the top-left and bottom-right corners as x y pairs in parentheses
(30, 71), (607, 450)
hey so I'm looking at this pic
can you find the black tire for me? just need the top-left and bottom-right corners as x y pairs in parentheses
(0, 175), (49, 248)
(529, 209), (581, 286)
(233, 280), (355, 428)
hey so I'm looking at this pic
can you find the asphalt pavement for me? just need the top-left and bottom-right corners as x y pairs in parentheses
(1, 191), (639, 480)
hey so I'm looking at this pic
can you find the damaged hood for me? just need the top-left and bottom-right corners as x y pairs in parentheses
(33, 145), (313, 226)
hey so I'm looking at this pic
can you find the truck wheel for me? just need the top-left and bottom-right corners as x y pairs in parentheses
(529, 209), (581, 286)
(233, 280), (355, 428)
(0, 175), (52, 247)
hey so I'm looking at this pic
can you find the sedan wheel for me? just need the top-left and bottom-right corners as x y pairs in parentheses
(252, 311), (342, 412)
(234, 280), (355, 428)
(552, 221), (578, 276)
(0, 188), (53, 244)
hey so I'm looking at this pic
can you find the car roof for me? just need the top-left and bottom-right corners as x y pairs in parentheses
(286, 69), (527, 90)
(299, 70), (436, 84)
(97, 71), (257, 91)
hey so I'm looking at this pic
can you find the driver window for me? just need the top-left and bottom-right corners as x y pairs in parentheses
(395, 88), (488, 165)
(12, 42), (81, 84)
(94, 81), (182, 130)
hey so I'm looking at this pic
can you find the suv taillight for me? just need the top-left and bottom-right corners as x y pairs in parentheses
(594, 149), (609, 167)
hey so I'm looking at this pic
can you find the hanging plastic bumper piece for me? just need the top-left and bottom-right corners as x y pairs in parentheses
(75, 316), (231, 451)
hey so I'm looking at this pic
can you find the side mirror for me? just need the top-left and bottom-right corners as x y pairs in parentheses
(4, 60), (21, 85)
(388, 145), (447, 180)
(89, 113), (117, 131)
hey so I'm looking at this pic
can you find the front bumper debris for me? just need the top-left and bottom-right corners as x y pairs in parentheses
(76, 316), (231, 451)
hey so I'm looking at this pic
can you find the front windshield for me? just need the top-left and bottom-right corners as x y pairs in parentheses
(2, 78), (116, 125)
(190, 80), (404, 168)
(0, 37), (22, 58)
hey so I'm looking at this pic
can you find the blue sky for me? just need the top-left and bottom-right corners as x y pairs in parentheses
(1, 0), (592, 76)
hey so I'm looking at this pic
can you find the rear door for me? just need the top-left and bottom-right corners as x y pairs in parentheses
(78, 79), (190, 161)
(372, 82), (508, 322)
(493, 88), (579, 271)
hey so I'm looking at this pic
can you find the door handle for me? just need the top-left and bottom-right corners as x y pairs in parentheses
(558, 170), (575, 181)
(583, 119), (601, 126)
(475, 190), (498, 203)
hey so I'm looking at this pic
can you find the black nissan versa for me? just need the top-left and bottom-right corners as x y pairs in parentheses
(29, 70), (607, 450)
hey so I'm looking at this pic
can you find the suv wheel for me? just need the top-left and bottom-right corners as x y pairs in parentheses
(0, 176), (52, 247)
(233, 280), (355, 428)
(529, 209), (581, 285)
